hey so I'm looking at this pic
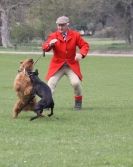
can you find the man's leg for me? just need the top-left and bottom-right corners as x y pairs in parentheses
(65, 67), (82, 110)
(47, 67), (65, 94)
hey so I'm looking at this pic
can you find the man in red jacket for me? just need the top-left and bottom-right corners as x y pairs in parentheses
(42, 16), (89, 110)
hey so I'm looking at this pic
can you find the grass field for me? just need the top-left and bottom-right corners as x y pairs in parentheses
(0, 54), (133, 167)
(87, 38), (133, 52)
(0, 38), (133, 53)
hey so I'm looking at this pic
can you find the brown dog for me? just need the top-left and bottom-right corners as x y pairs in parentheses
(12, 58), (37, 118)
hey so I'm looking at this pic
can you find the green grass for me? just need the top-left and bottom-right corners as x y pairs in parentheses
(0, 54), (133, 167)
(85, 37), (133, 52)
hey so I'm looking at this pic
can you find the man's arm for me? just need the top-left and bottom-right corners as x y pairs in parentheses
(76, 32), (90, 58)
(42, 34), (57, 52)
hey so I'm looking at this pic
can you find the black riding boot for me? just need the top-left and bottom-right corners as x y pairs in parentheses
(74, 100), (82, 110)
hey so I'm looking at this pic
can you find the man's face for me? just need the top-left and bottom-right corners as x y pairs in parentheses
(57, 23), (69, 33)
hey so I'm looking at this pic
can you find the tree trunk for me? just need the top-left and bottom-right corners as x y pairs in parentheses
(0, 12), (2, 46)
(1, 9), (13, 48)
(125, 4), (133, 44)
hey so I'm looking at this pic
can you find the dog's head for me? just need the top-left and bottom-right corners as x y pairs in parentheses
(19, 58), (34, 72)
(27, 69), (39, 79)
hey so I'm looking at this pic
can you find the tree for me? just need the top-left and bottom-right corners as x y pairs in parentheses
(29, 0), (76, 39)
(0, 0), (36, 48)
(113, 0), (133, 44)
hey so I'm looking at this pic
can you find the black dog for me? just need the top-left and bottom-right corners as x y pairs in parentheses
(27, 69), (54, 121)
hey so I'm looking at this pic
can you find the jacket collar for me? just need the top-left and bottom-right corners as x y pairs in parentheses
(56, 29), (72, 42)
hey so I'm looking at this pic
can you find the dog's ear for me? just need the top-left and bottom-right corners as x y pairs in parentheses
(29, 59), (34, 63)
(35, 69), (39, 75)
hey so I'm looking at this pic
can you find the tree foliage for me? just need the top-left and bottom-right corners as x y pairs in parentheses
(0, 0), (133, 47)
(0, 0), (36, 47)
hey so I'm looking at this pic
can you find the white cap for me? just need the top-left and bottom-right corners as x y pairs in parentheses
(56, 16), (69, 24)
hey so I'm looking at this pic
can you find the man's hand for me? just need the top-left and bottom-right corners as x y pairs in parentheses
(49, 39), (58, 47)
(75, 53), (83, 61)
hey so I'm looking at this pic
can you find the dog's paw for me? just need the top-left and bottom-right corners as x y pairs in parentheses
(30, 114), (44, 121)
(48, 113), (53, 117)
(12, 111), (19, 119)
(30, 116), (39, 121)
(40, 114), (44, 117)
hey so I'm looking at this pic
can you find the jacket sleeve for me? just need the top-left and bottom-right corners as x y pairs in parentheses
(42, 34), (54, 52)
(76, 32), (90, 57)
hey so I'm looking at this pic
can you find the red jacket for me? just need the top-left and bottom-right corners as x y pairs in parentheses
(42, 29), (89, 80)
